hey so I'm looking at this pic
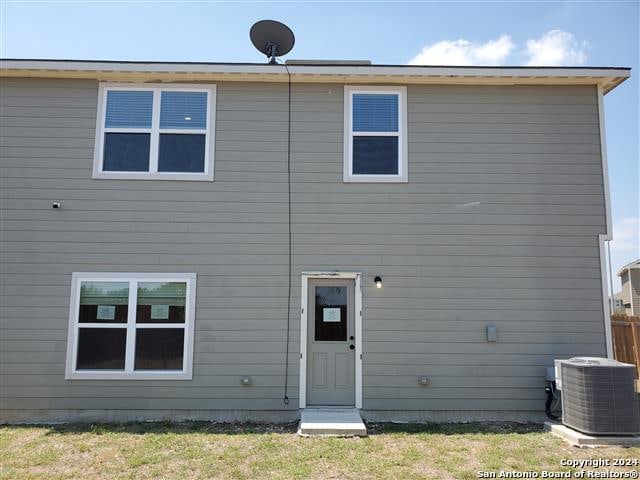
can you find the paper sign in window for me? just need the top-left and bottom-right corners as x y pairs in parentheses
(323, 308), (341, 323)
(96, 305), (116, 320)
(151, 304), (170, 320)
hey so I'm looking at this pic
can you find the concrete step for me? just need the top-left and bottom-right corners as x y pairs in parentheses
(299, 408), (367, 437)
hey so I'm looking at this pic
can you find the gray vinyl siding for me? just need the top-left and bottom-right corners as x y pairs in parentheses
(0, 77), (607, 416)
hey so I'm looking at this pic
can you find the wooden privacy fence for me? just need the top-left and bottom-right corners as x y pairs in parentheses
(612, 314), (640, 378)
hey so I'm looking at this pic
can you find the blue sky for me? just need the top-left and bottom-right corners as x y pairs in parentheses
(1, 0), (638, 289)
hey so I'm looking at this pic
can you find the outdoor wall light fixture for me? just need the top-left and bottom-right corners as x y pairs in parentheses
(374, 276), (383, 288)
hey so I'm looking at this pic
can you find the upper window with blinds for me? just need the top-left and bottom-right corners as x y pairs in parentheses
(93, 84), (216, 181)
(343, 86), (408, 183)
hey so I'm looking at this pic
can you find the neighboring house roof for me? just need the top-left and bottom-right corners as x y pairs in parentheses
(617, 259), (640, 277)
(0, 59), (630, 94)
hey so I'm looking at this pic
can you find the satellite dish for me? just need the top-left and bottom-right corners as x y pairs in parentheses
(250, 20), (295, 64)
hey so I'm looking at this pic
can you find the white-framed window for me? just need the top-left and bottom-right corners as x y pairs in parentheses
(93, 83), (216, 181)
(65, 273), (197, 380)
(343, 86), (408, 183)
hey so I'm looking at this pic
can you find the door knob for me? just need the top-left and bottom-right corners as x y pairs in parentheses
(349, 344), (355, 350)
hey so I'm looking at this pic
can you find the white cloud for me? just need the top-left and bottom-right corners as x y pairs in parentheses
(523, 30), (588, 66)
(610, 217), (640, 292)
(408, 34), (514, 66)
(407, 30), (588, 66)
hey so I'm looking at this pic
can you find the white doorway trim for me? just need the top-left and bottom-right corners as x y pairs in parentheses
(299, 272), (362, 409)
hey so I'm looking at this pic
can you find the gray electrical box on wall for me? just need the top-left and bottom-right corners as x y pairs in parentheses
(486, 325), (498, 342)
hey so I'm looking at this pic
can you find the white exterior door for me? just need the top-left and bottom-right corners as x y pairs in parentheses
(306, 278), (356, 406)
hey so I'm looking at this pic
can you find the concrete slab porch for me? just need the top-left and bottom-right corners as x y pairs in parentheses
(544, 421), (640, 447)
(298, 408), (367, 437)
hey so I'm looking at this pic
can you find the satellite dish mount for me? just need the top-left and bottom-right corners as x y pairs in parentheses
(250, 20), (295, 64)
(265, 42), (279, 64)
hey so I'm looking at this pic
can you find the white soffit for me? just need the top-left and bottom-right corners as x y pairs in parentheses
(0, 60), (630, 94)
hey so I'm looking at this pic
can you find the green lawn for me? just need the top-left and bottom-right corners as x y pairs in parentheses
(1, 422), (638, 479)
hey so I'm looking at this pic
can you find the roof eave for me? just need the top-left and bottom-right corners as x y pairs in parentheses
(0, 60), (631, 94)
(617, 260), (640, 277)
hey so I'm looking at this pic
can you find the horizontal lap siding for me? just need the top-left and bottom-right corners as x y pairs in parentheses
(0, 78), (606, 415)
(0, 78), (294, 413)
(290, 83), (606, 412)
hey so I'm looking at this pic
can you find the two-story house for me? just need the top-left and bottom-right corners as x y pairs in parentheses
(0, 59), (630, 423)
(618, 260), (640, 316)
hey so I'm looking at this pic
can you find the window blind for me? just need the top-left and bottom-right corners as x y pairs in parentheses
(352, 94), (399, 132)
(137, 282), (187, 306)
(80, 282), (129, 305)
(105, 91), (153, 128)
(160, 91), (208, 129)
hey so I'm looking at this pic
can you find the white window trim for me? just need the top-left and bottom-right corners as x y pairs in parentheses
(343, 85), (408, 183)
(65, 272), (197, 380)
(93, 83), (216, 181)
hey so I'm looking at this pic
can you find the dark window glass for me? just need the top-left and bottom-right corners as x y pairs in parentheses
(314, 286), (347, 342)
(158, 134), (206, 173)
(79, 305), (128, 324)
(136, 282), (186, 324)
(76, 328), (126, 370)
(136, 305), (185, 324)
(78, 281), (128, 324)
(103, 133), (150, 172)
(135, 328), (184, 370)
(352, 136), (399, 175)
